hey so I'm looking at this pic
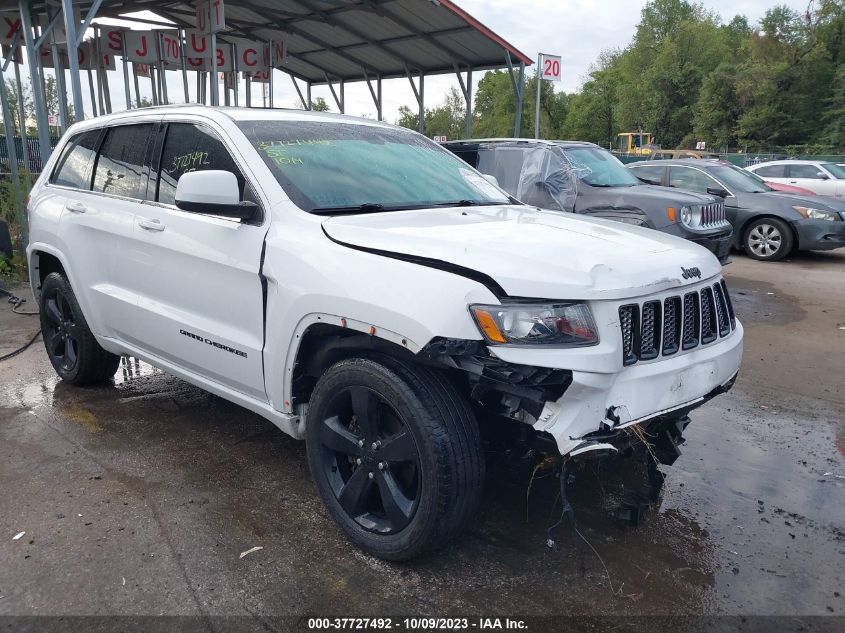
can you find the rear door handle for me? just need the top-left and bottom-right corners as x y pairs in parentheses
(66, 200), (87, 213)
(138, 218), (165, 232)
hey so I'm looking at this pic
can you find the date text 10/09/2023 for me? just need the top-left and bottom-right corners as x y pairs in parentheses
(307, 618), (528, 630)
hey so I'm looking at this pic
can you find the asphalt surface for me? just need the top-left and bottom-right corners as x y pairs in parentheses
(0, 250), (843, 627)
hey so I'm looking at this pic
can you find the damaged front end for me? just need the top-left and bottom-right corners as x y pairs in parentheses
(420, 336), (740, 470)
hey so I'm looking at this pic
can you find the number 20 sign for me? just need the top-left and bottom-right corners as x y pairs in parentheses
(540, 54), (562, 83)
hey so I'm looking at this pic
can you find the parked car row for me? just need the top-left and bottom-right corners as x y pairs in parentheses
(440, 140), (845, 263)
(442, 139), (733, 263)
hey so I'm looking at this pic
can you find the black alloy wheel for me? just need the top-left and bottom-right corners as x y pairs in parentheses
(38, 272), (121, 385)
(306, 356), (484, 560)
(42, 286), (80, 373)
(318, 385), (421, 534)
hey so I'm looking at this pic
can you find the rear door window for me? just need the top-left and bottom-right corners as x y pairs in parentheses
(51, 130), (101, 190)
(668, 166), (717, 193)
(156, 123), (246, 206)
(92, 124), (155, 199)
(788, 164), (826, 179)
(753, 164), (786, 178)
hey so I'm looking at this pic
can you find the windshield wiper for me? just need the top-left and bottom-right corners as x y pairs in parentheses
(311, 203), (386, 215)
(430, 199), (510, 208)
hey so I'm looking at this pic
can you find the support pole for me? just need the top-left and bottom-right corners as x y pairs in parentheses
(210, 31), (218, 105)
(267, 40), (274, 108)
(231, 43), (238, 106)
(245, 74), (251, 107)
(306, 82), (311, 109)
(132, 63), (141, 107)
(19, 0), (52, 165)
(534, 53), (542, 139)
(156, 34), (168, 104)
(61, 0), (84, 121)
(291, 75), (306, 109)
(87, 69), (98, 117)
(325, 73), (344, 112)
(46, 5), (68, 131)
(405, 65), (424, 133)
(0, 63), (25, 245)
(149, 65), (158, 105)
(196, 71), (202, 104)
(340, 79), (345, 114)
(122, 31), (131, 109)
(180, 28), (189, 103)
(94, 26), (109, 114)
(506, 55), (525, 138)
(377, 76), (382, 121)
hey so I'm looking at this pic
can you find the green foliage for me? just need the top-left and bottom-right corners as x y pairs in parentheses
(396, 87), (467, 139)
(397, 0), (845, 152)
(311, 97), (331, 112)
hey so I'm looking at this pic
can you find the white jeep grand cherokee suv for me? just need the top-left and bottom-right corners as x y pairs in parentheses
(27, 106), (743, 560)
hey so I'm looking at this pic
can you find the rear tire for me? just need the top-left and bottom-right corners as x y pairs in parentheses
(744, 217), (794, 261)
(39, 272), (120, 385)
(306, 355), (484, 560)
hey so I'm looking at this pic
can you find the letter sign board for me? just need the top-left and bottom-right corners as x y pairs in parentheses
(196, 0), (225, 34)
(540, 54), (562, 83)
(186, 29), (211, 58)
(100, 28), (124, 54)
(159, 31), (181, 65)
(125, 31), (158, 63)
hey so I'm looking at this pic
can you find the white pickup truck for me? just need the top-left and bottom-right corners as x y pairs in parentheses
(26, 106), (743, 560)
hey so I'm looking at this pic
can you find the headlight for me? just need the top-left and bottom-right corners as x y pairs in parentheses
(679, 204), (703, 228)
(792, 206), (840, 221)
(470, 303), (599, 346)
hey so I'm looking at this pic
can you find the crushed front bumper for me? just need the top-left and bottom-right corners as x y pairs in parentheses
(531, 322), (743, 456)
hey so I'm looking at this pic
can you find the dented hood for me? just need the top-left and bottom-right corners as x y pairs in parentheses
(322, 205), (722, 300)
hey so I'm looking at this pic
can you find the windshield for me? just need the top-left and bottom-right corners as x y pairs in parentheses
(236, 120), (510, 213)
(708, 163), (770, 193)
(560, 146), (641, 187)
(822, 163), (845, 179)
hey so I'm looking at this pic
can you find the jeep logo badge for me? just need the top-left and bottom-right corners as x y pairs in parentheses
(681, 266), (702, 280)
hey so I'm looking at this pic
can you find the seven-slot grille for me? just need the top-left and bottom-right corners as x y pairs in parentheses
(699, 202), (727, 228)
(619, 280), (736, 366)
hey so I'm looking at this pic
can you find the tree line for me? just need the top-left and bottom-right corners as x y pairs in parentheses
(398, 0), (845, 154)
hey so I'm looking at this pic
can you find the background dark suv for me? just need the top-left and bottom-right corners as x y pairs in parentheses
(443, 139), (733, 264)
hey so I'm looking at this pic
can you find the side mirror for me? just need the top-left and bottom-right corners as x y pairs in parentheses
(482, 173), (500, 188)
(817, 172), (829, 180)
(707, 186), (729, 198)
(175, 170), (257, 220)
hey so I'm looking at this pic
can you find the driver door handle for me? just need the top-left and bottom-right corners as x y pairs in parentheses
(138, 218), (166, 232)
(66, 200), (87, 213)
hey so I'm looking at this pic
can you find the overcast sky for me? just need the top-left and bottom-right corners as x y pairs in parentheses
(14, 0), (811, 128)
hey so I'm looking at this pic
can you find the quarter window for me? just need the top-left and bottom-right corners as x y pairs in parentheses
(753, 164), (786, 178)
(51, 130), (101, 190)
(157, 123), (245, 206)
(788, 164), (826, 179)
(668, 167), (717, 193)
(93, 124), (154, 199)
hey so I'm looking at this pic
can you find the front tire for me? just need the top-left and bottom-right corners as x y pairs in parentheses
(39, 272), (120, 385)
(306, 355), (484, 560)
(744, 217), (794, 261)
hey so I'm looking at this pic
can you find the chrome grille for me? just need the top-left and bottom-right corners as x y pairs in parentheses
(620, 281), (736, 366)
(699, 202), (727, 229)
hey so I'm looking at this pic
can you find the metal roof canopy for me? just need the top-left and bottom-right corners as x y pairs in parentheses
(0, 0), (531, 244)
